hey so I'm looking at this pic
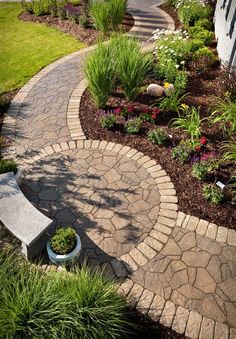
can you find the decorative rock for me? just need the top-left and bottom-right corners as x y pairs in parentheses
(147, 83), (164, 97)
(164, 83), (175, 96)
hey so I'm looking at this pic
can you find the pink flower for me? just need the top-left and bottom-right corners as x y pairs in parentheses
(200, 136), (207, 145)
(142, 106), (149, 114)
(127, 105), (134, 113)
(151, 114), (157, 120)
(195, 145), (201, 151)
(114, 107), (122, 115)
(152, 108), (161, 115)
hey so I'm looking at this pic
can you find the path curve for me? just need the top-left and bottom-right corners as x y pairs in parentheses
(2, 3), (236, 338)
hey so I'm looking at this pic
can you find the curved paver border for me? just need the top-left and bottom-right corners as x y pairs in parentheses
(117, 278), (235, 339)
(19, 139), (178, 276)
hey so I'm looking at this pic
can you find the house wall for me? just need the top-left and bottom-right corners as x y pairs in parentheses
(214, 0), (236, 68)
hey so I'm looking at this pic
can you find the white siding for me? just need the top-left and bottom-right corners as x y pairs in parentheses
(214, 0), (236, 67)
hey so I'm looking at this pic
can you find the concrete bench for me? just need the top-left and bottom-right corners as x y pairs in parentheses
(0, 172), (54, 259)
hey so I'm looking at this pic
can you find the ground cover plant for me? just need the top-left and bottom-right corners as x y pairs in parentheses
(0, 250), (133, 338)
(81, 3), (236, 228)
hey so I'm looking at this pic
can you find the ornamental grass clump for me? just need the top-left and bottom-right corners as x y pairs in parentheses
(0, 250), (132, 338)
(90, 0), (127, 33)
(111, 34), (152, 100)
(85, 42), (115, 108)
(50, 227), (77, 255)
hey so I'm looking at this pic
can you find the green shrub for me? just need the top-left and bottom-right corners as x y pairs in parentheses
(174, 71), (188, 95)
(50, 227), (77, 255)
(0, 159), (17, 174)
(192, 161), (209, 180)
(177, 0), (212, 26)
(211, 95), (236, 135)
(0, 251), (131, 339)
(189, 39), (204, 52)
(193, 46), (216, 63)
(100, 113), (116, 129)
(202, 184), (224, 204)
(156, 59), (179, 83)
(172, 106), (202, 141)
(172, 140), (194, 163)
(124, 118), (142, 134)
(31, 0), (51, 16)
(195, 18), (213, 30)
(188, 27), (214, 46)
(112, 34), (151, 100)
(148, 128), (168, 145)
(85, 42), (115, 108)
(21, 0), (34, 13)
(57, 7), (67, 18)
(71, 0), (80, 5)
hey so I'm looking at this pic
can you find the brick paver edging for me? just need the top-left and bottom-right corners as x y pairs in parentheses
(19, 139), (178, 274)
(117, 279), (236, 339)
(177, 212), (236, 247)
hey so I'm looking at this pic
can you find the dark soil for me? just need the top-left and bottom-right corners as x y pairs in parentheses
(80, 71), (236, 229)
(0, 90), (17, 133)
(19, 12), (134, 46)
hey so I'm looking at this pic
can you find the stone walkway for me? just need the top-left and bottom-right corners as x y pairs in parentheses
(1, 2), (236, 339)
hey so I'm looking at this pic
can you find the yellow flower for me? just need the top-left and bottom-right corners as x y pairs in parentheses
(181, 103), (189, 109)
(164, 82), (170, 89)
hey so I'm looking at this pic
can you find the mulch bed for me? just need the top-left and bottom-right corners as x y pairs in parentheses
(80, 3), (236, 229)
(19, 12), (134, 46)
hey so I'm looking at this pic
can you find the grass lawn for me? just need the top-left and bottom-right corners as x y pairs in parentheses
(0, 2), (85, 95)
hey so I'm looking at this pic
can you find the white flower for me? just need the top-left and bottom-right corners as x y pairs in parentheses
(176, 65), (180, 68)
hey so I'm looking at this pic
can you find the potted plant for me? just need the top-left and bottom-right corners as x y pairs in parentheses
(47, 227), (82, 265)
(0, 158), (22, 184)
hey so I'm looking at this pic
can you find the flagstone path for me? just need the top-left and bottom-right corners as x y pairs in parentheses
(1, 2), (236, 338)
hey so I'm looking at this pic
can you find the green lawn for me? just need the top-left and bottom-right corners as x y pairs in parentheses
(0, 3), (85, 95)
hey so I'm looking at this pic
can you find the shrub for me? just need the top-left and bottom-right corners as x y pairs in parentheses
(172, 140), (194, 163)
(189, 39), (204, 52)
(188, 27), (214, 46)
(31, 0), (51, 16)
(0, 159), (17, 174)
(211, 95), (236, 135)
(174, 71), (188, 95)
(156, 59), (180, 83)
(202, 184), (224, 204)
(85, 42), (115, 108)
(172, 106), (202, 141)
(193, 46), (216, 63)
(50, 227), (77, 255)
(148, 128), (168, 145)
(177, 0), (212, 26)
(195, 18), (213, 30)
(192, 161), (209, 180)
(112, 34), (152, 100)
(124, 118), (142, 134)
(0, 251), (131, 338)
(100, 113), (116, 129)
(21, 0), (34, 13)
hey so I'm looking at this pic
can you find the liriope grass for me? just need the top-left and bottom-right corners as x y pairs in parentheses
(0, 250), (132, 339)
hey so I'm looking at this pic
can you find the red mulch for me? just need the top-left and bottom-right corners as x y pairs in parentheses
(19, 12), (134, 46)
